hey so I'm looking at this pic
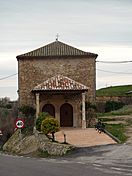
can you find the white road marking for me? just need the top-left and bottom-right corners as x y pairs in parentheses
(93, 164), (102, 167)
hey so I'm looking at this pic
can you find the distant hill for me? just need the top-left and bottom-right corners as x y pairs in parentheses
(96, 85), (132, 97)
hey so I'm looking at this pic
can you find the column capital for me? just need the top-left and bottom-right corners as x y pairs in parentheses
(36, 92), (40, 97)
(82, 92), (86, 95)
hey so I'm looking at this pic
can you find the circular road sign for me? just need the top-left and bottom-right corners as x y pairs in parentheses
(15, 118), (24, 129)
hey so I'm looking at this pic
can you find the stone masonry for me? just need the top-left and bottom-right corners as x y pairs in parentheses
(18, 56), (96, 107)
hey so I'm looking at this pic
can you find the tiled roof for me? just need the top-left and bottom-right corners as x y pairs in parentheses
(17, 40), (98, 58)
(33, 75), (89, 91)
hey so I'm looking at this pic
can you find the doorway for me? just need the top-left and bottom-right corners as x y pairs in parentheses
(42, 104), (55, 117)
(60, 103), (73, 127)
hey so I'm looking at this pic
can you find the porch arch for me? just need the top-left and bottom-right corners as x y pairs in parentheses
(42, 104), (55, 117)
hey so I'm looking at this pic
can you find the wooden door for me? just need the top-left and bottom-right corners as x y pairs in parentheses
(60, 103), (73, 127)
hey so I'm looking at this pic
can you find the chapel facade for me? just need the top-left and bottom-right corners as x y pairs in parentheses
(17, 40), (98, 128)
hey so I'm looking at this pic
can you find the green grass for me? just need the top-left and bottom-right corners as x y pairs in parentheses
(97, 105), (132, 117)
(96, 85), (132, 96)
(105, 124), (127, 143)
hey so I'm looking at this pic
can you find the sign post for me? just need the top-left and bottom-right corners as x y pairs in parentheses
(15, 118), (24, 143)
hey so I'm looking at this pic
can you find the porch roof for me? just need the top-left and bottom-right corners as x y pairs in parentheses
(32, 75), (89, 92)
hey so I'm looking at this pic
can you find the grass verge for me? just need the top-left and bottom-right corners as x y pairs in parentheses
(105, 124), (127, 143)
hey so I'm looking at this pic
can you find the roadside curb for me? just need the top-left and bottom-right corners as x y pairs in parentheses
(104, 129), (121, 144)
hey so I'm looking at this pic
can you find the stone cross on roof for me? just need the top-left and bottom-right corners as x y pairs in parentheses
(56, 33), (59, 41)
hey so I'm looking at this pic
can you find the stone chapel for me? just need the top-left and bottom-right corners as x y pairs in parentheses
(17, 40), (98, 128)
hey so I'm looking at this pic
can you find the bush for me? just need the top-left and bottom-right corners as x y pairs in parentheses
(36, 112), (52, 131)
(105, 101), (125, 112)
(41, 117), (60, 141)
(85, 102), (96, 111)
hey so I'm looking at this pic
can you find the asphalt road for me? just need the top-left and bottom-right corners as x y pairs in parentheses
(0, 144), (132, 176)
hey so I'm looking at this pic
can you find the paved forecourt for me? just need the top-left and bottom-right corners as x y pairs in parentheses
(55, 128), (116, 147)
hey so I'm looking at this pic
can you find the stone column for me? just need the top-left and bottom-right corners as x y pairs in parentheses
(36, 93), (40, 119)
(82, 92), (86, 129)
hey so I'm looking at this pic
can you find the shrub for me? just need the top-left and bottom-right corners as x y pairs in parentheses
(105, 101), (124, 112)
(85, 102), (96, 111)
(36, 112), (51, 131)
(41, 117), (60, 141)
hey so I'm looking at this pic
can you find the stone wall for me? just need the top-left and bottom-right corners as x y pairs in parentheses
(96, 96), (132, 105)
(96, 96), (132, 112)
(18, 56), (96, 107)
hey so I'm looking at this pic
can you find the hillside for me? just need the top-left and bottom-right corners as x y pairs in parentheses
(96, 85), (132, 97)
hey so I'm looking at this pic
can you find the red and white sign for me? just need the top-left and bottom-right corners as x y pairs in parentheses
(15, 118), (24, 129)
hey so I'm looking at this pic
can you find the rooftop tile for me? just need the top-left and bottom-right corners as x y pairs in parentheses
(33, 75), (89, 91)
(17, 40), (98, 58)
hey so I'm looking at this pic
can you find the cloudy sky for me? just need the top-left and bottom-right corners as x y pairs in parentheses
(0, 0), (132, 100)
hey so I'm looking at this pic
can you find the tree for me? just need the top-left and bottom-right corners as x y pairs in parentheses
(19, 105), (36, 117)
(41, 117), (60, 141)
(0, 97), (10, 108)
(18, 105), (36, 133)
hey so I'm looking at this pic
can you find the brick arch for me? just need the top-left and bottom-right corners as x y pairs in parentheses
(42, 104), (55, 117)
(60, 103), (73, 127)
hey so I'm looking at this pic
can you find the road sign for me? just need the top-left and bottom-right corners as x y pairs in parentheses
(15, 118), (24, 129)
